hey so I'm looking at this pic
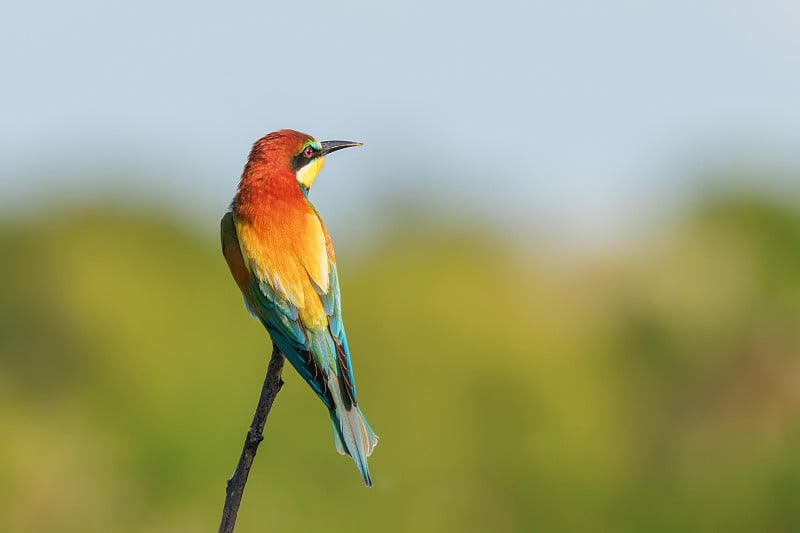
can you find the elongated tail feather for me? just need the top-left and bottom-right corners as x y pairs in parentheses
(330, 405), (378, 486)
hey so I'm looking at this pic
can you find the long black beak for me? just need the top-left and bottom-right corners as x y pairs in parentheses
(321, 139), (363, 156)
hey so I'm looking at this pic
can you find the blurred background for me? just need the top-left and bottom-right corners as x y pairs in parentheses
(2, 1), (800, 531)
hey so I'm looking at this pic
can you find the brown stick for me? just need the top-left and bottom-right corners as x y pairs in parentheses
(218, 345), (285, 533)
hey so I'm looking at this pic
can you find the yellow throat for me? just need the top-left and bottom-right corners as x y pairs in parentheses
(296, 156), (325, 189)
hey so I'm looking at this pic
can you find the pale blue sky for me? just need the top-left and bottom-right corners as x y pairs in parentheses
(2, 0), (799, 246)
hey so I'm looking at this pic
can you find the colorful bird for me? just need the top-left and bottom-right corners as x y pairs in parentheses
(220, 129), (378, 486)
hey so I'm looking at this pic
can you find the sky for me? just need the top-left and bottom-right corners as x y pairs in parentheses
(2, 0), (799, 247)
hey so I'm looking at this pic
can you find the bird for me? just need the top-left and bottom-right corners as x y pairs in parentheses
(220, 129), (378, 486)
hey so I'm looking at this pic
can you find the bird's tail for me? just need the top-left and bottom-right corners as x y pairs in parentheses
(330, 404), (378, 487)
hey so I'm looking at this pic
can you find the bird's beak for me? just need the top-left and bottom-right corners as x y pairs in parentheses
(321, 140), (363, 156)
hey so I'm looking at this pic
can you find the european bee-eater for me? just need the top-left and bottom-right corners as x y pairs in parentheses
(221, 129), (377, 486)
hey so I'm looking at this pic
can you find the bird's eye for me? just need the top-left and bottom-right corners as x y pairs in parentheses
(303, 146), (315, 158)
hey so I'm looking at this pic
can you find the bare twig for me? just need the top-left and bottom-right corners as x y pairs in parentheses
(218, 345), (285, 533)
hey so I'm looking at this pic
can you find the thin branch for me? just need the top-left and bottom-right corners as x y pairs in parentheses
(218, 345), (285, 533)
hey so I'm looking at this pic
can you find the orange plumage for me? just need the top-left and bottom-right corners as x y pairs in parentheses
(221, 129), (377, 486)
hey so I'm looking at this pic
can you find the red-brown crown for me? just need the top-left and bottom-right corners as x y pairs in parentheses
(247, 129), (316, 167)
(234, 129), (319, 219)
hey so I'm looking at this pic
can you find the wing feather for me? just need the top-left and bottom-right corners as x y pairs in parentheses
(222, 209), (359, 409)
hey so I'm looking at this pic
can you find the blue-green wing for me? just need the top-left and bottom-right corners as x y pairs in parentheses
(221, 211), (358, 409)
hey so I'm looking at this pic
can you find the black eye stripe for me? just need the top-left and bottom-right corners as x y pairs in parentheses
(291, 145), (319, 172)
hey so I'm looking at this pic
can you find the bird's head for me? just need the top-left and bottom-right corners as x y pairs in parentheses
(247, 129), (362, 192)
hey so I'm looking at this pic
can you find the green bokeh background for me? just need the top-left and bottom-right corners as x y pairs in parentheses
(2, 183), (799, 532)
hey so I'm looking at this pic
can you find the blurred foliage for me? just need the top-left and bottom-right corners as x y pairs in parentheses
(1, 191), (800, 532)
